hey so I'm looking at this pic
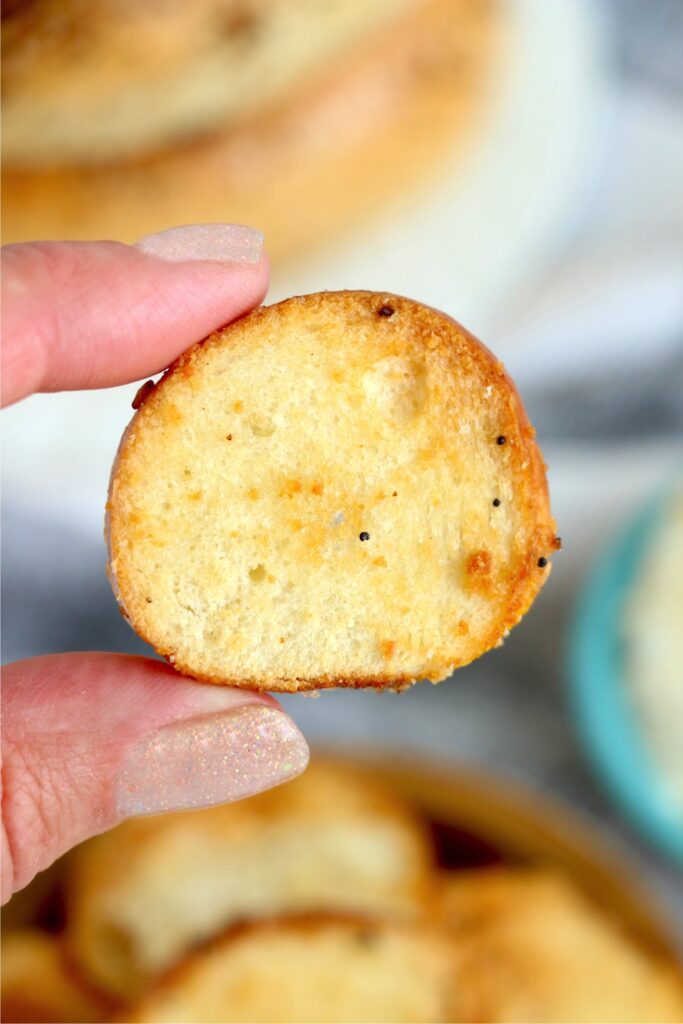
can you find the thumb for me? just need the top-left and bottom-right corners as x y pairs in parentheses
(1, 654), (308, 903)
(1, 224), (268, 407)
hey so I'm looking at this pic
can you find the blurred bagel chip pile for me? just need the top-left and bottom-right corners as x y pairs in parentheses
(65, 759), (434, 1000)
(3, 757), (682, 1023)
(1, 0), (502, 260)
(442, 869), (683, 1023)
(0, 930), (111, 1024)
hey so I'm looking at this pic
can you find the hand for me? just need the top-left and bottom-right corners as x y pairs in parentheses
(1, 225), (309, 905)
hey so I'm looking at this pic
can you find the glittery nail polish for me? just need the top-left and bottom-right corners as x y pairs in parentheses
(135, 223), (263, 264)
(116, 705), (308, 817)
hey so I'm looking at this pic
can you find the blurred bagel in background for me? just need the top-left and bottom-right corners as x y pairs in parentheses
(65, 758), (434, 999)
(124, 883), (683, 1024)
(0, 930), (111, 1024)
(126, 914), (457, 1024)
(1, 0), (420, 166)
(442, 868), (683, 1023)
(1, 0), (502, 262)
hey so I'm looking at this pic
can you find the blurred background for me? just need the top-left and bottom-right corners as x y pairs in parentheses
(2, 0), (682, 1004)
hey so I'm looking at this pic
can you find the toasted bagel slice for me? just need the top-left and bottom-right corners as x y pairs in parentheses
(126, 914), (457, 1024)
(108, 291), (556, 691)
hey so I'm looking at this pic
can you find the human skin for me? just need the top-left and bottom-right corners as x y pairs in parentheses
(1, 226), (310, 904)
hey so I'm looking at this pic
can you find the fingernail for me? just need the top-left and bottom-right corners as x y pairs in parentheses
(116, 705), (308, 816)
(135, 223), (263, 264)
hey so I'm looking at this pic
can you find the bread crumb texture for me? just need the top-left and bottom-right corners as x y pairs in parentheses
(108, 291), (556, 690)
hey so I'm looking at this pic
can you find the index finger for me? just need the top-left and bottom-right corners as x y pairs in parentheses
(1, 224), (268, 408)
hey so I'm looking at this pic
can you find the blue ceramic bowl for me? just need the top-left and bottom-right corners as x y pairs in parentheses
(569, 493), (683, 865)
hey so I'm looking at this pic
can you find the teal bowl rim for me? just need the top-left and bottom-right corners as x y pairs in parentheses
(569, 490), (683, 865)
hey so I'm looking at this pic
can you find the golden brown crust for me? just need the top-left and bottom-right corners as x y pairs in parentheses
(108, 290), (556, 692)
(1, 0), (502, 264)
